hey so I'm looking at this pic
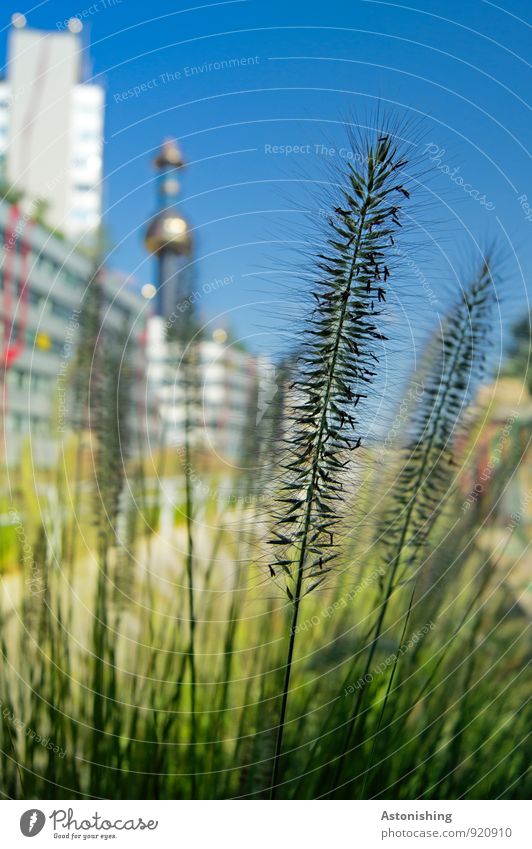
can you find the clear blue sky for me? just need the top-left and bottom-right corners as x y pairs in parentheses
(1, 0), (531, 357)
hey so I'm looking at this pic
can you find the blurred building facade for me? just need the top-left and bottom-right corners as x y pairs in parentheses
(0, 15), (103, 241)
(458, 379), (532, 617)
(0, 199), (150, 467)
(146, 318), (275, 460)
(0, 4), (275, 470)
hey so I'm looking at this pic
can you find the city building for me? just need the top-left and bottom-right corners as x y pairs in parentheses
(146, 318), (276, 460)
(0, 174), (275, 470)
(0, 14), (103, 241)
(0, 198), (150, 467)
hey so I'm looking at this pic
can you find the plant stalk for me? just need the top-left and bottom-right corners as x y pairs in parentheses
(270, 196), (371, 797)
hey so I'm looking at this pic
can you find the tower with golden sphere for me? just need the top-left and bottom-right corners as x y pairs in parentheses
(144, 139), (193, 322)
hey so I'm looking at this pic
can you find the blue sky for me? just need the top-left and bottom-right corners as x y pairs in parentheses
(1, 0), (531, 357)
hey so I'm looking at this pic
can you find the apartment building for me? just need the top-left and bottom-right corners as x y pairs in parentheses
(146, 317), (275, 461)
(0, 199), (149, 467)
(0, 16), (103, 240)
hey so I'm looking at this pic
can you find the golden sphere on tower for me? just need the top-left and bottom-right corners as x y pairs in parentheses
(144, 208), (193, 255)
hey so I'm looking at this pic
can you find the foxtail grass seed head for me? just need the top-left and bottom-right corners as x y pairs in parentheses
(268, 124), (418, 602)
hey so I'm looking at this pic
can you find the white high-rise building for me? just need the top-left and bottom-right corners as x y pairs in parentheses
(0, 14), (103, 240)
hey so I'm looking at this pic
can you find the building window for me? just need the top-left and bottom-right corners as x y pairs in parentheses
(52, 301), (75, 321)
